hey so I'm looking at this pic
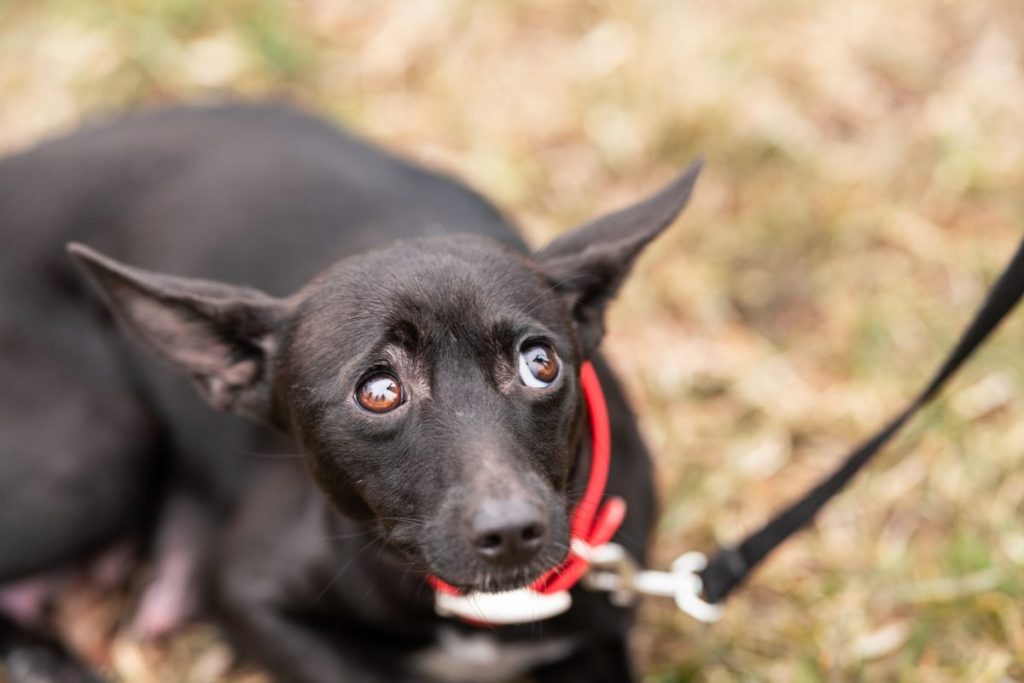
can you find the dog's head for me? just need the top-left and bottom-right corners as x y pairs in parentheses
(69, 160), (701, 592)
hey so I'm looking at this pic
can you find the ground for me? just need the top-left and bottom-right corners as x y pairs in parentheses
(1, 1), (1023, 681)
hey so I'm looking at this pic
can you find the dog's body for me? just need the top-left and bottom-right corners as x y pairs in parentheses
(0, 104), (697, 682)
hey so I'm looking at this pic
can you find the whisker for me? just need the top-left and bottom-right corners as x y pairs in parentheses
(323, 528), (375, 541)
(315, 536), (380, 602)
(358, 543), (391, 603)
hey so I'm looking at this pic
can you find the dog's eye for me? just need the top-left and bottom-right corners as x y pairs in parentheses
(356, 373), (403, 413)
(518, 343), (559, 388)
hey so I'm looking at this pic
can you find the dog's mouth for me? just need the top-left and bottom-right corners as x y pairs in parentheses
(376, 500), (572, 594)
(422, 546), (570, 594)
(443, 566), (549, 594)
(381, 535), (562, 593)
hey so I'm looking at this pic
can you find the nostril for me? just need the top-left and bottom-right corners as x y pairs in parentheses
(480, 533), (503, 550)
(520, 523), (544, 543)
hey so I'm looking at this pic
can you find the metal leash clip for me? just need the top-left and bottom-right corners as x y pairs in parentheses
(576, 541), (723, 623)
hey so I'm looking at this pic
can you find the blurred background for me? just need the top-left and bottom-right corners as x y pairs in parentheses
(1, 1), (1023, 681)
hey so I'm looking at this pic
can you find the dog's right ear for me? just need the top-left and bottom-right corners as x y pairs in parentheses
(67, 243), (289, 422)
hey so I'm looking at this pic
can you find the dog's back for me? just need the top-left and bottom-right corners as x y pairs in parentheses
(2, 103), (518, 287)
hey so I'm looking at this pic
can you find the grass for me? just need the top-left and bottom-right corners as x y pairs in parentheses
(1, 0), (1023, 680)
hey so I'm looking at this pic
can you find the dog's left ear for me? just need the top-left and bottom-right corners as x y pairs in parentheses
(67, 243), (289, 423)
(534, 158), (703, 356)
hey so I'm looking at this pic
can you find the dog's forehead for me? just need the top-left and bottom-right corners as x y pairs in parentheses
(327, 237), (557, 315)
(290, 235), (568, 364)
(366, 236), (538, 292)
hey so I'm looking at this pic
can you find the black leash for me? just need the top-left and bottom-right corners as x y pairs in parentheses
(698, 237), (1024, 605)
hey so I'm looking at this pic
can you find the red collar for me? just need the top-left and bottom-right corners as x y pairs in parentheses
(429, 360), (627, 602)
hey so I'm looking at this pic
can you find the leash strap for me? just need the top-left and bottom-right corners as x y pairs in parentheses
(699, 237), (1024, 604)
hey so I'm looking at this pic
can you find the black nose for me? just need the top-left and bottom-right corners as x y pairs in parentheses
(467, 499), (549, 566)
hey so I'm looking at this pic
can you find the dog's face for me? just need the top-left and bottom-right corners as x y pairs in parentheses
(70, 161), (700, 591)
(278, 236), (582, 589)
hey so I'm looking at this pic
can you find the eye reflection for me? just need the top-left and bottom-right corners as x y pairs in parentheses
(356, 373), (403, 413)
(518, 343), (559, 388)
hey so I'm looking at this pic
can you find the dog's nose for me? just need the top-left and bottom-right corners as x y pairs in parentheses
(468, 499), (548, 565)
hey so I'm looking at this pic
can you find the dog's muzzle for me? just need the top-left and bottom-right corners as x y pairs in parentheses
(429, 361), (626, 625)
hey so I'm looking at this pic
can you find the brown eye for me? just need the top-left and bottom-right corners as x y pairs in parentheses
(518, 343), (559, 388)
(356, 373), (403, 413)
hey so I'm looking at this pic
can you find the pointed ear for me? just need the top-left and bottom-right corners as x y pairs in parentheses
(67, 243), (289, 422)
(534, 158), (703, 356)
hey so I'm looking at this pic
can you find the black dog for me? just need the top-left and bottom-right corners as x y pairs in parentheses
(0, 104), (700, 682)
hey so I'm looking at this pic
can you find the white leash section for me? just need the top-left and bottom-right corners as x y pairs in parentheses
(576, 541), (722, 623)
(434, 542), (721, 625)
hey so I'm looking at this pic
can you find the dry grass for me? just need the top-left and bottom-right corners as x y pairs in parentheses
(1, 1), (1023, 680)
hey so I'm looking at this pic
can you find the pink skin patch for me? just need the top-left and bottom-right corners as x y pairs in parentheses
(0, 541), (136, 637)
(131, 546), (199, 639)
(130, 493), (207, 639)
(0, 574), (64, 626)
(90, 541), (135, 589)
